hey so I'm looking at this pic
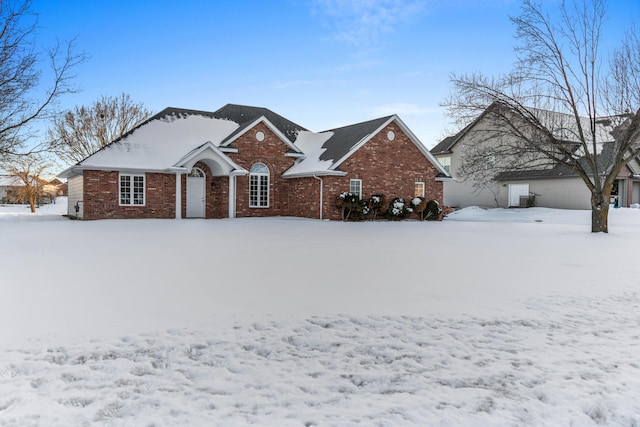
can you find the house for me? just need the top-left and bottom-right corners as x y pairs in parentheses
(0, 175), (24, 204)
(46, 177), (68, 197)
(431, 104), (640, 209)
(58, 104), (451, 220)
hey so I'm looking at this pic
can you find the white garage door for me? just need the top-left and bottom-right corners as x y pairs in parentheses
(508, 183), (529, 207)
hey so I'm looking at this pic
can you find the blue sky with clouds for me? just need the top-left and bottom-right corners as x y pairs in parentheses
(33, 0), (637, 149)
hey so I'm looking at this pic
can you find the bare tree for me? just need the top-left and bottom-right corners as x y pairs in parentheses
(0, 0), (86, 160)
(4, 154), (48, 212)
(444, 0), (640, 233)
(48, 93), (153, 165)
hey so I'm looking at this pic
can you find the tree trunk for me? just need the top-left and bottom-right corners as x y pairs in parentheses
(591, 190), (609, 233)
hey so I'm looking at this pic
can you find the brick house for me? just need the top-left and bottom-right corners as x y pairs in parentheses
(59, 104), (451, 220)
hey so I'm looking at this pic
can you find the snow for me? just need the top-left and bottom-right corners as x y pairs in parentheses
(76, 114), (239, 170)
(282, 130), (335, 177)
(1, 201), (640, 425)
(0, 176), (23, 187)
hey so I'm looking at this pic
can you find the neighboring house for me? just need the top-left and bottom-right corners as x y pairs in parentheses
(0, 175), (24, 203)
(431, 104), (640, 209)
(46, 177), (68, 196)
(58, 104), (451, 220)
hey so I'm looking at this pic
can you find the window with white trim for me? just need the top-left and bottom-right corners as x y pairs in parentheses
(439, 156), (451, 173)
(414, 181), (425, 198)
(249, 162), (269, 207)
(119, 174), (145, 206)
(350, 179), (362, 199)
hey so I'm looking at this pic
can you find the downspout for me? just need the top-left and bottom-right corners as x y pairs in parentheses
(313, 175), (323, 220)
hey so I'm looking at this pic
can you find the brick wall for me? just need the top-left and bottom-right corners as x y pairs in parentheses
(317, 123), (444, 220)
(227, 122), (297, 217)
(83, 170), (176, 220)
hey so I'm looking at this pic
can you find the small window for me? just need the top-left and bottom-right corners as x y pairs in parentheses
(439, 156), (451, 173)
(485, 154), (495, 170)
(250, 162), (269, 208)
(119, 174), (145, 206)
(414, 182), (425, 198)
(188, 167), (204, 177)
(349, 179), (362, 199)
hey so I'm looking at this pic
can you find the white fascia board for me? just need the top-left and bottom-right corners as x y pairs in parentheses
(282, 170), (347, 179)
(60, 165), (169, 176)
(173, 141), (244, 173)
(285, 152), (305, 158)
(57, 166), (77, 179)
(435, 176), (457, 182)
(219, 146), (238, 153)
(220, 116), (303, 154)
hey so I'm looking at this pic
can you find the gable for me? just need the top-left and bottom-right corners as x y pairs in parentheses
(284, 116), (450, 178)
(213, 104), (307, 144)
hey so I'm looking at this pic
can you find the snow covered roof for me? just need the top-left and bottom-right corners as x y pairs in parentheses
(58, 108), (243, 177)
(58, 104), (450, 179)
(0, 175), (23, 187)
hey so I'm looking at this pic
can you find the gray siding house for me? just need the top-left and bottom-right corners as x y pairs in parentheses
(431, 104), (640, 210)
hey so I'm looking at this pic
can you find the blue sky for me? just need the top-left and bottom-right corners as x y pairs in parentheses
(33, 0), (637, 149)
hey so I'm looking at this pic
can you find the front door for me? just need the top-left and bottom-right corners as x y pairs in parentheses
(186, 168), (205, 218)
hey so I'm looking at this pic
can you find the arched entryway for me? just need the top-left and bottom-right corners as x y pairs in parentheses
(186, 167), (205, 218)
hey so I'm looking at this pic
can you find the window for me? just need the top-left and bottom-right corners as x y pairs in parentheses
(249, 162), (269, 207)
(119, 174), (145, 206)
(414, 181), (425, 198)
(350, 179), (362, 199)
(438, 156), (451, 173)
(188, 167), (204, 177)
(485, 154), (495, 170)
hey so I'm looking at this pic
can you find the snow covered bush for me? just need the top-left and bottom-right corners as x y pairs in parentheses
(411, 197), (441, 221)
(367, 194), (388, 220)
(411, 197), (428, 220)
(384, 197), (411, 220)
(423, 199), (442, 221)
(336, 192), (369, 221)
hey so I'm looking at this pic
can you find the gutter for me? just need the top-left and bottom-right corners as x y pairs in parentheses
(313, 175), (323, 220)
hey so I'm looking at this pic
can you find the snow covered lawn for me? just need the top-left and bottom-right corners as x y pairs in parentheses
(1, 201), (640, 426)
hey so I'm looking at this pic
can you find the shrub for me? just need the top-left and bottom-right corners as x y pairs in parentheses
(424, 199), (442, 221)
(384, 197), (411, 220)
(411, 196), (427, 220)
(336, 192), (369, 221)
(367, 194), (387, 220)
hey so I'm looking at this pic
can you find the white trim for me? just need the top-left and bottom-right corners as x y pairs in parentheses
(349, 178), (363, 199)
(282, 170), (347, 179)
(249, 162), (270, 208)
(414, 181), (426, 198)
(174, 141), (246, 174)
(119, 173), (146, 206)
(175, 171), (182, 219)
(229, 174), (237, 218)
(313, 175), (323, 220)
